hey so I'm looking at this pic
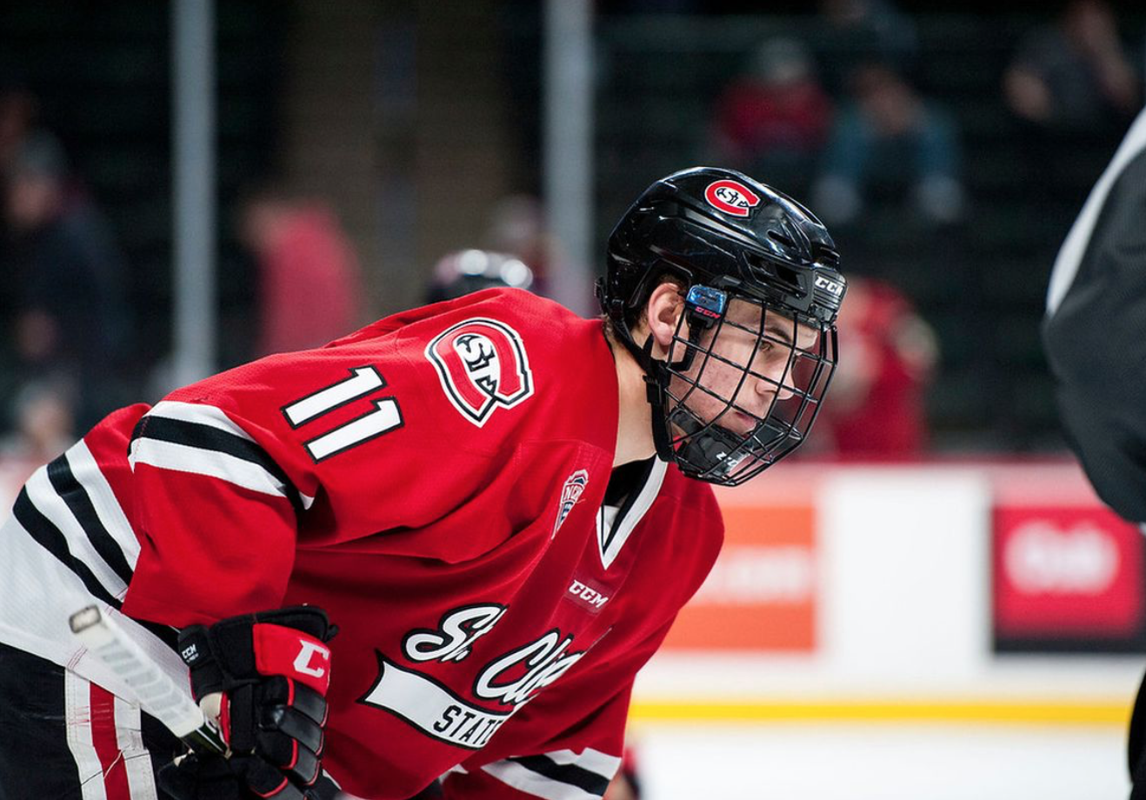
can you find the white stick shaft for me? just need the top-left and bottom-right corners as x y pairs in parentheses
(69, 605), (225, 753)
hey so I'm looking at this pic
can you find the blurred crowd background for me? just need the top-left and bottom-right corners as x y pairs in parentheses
(0, 0), (1143, 489)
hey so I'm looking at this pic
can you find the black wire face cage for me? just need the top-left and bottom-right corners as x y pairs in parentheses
(658, 285), (838, 486)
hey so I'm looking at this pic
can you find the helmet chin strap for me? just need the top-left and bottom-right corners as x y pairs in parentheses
(599, 285), (676, 463)
(640, 308), (712, 465)
(641, 333), (676, 463)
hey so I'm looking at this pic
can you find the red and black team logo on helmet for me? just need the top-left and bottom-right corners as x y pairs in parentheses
(426, 318), (534, 426)
(703, 179), (761, 217)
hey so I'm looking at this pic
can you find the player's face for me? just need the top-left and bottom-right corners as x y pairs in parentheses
(669, 299), (821, 436)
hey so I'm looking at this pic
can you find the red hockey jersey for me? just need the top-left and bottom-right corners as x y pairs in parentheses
(0, 289), (724, 799)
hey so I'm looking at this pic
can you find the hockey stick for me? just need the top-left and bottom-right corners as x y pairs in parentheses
(69, 605), (227, 755)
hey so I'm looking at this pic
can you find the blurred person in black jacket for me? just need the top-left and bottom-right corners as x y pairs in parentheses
(1043, 105), (1146, 800)
(811, 62), (965, 228)
(1004, 0), (1139, 136)
(3, 133), (133, 431)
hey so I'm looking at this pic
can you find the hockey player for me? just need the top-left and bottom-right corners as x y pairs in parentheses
(0, 166), (845, 799)
(1043, 108), (1146, 800)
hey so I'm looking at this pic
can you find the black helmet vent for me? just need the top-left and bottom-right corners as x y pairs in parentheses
(745, 253), (802, 296)
(814, 244), (841, 268)
(767, 231), (797, 249)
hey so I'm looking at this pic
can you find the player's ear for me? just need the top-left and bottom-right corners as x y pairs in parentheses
(645, 282), (687, 359)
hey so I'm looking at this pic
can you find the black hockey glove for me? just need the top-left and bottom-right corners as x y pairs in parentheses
(159, 750), (339, 800)
(157, 606), (336, 800)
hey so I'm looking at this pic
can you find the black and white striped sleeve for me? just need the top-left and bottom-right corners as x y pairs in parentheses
(8, 438), (140, 611)
(0, 433), (183, 689)
(104, 399), (315, 623)
(128, 400), (314, 511)
(477, 748), (622, 799)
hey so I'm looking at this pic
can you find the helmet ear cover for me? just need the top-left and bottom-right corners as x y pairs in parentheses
(663, 282), (729, 374)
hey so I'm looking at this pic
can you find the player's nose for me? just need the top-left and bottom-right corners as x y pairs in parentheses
(753, 357), (795, 403)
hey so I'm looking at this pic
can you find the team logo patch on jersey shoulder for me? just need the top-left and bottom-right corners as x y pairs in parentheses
(552, 469), (589, 539)
(704, 179), (761, 217)
(425, 318), (534, 426)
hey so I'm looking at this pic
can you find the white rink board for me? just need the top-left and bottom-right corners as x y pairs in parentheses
(819, 469), (992, 687)
(630, 463), (1142, 800)
(632, 723), (1129, 800)
(637, 463), (1144, 703)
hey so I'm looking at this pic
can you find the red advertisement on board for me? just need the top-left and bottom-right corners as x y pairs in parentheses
(994, 505), (1144, 639)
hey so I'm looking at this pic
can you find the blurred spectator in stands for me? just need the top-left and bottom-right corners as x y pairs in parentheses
(484, 194), (554, 297)
(237, 185), (364, 357)
(0, 82), (39, 175)
(1003, 0), (1139, 136)
(0, 377), (70, 519)
(816, 276), (938, 458)
(0, 379), (74, 466)
(0, 82), (48, 327)
(424, 249), (534, 305)
(3, 134), (133, 431)
(599, 0), (701, 11)
(709, 38), (833, 196)
(811, 62), (965, 228)
(483, 193), (597, 316)
(816, 0), (917, 91)
(485, 193), (605, 314)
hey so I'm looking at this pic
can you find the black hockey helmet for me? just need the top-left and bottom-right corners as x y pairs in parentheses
(597, 166), (846, 486)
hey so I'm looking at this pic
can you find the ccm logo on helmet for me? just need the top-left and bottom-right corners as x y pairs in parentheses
(704, 179), (761, 217)
(814, 274), (845, 297)
(426, 318), (534, 426)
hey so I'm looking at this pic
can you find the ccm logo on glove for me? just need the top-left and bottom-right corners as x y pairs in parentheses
(253, 623), (332, 694)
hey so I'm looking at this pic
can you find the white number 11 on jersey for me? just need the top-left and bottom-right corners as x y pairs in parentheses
(282, 366), (404, 462)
